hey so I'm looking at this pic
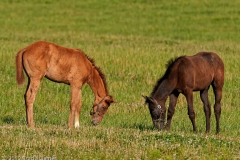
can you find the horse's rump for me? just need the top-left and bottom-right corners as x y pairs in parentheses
(174, 52), (224, 91)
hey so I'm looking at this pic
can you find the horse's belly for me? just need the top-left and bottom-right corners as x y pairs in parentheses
(45, 69), (71, 84)
(193, 75), (213, 90)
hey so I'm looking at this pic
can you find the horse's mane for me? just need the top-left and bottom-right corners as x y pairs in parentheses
(82, 51), (109, 94)
(150, 55), (185, 96)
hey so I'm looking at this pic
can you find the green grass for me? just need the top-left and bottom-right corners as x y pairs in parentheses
(0, 0), (240, 159)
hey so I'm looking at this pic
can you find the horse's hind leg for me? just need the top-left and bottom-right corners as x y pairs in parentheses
(212, 82), (223, 134)
(200, 88), (211, 133)
(25, 78), (41, 127)
(184, 89), (197, 132)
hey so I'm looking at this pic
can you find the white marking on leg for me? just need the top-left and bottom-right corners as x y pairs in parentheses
(74, 121), (79, 128)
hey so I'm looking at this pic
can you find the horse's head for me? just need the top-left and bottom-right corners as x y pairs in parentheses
(90, 95), (116, 125)
(143, 95), (164, 130)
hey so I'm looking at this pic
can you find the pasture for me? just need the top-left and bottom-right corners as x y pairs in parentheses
(0, 0), (240, 159)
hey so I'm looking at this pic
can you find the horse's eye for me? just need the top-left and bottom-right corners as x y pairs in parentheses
(102, 105), (106, 109)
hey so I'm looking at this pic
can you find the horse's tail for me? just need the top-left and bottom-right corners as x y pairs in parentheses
(16, 48), (26, 86)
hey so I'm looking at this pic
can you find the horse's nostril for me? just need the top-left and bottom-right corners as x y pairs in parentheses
(91, 119), (99, 126)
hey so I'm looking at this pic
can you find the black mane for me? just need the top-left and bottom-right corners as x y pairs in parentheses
(150, 55), (185, 96)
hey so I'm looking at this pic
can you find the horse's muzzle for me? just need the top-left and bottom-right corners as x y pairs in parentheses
(91, 119), (100, 126)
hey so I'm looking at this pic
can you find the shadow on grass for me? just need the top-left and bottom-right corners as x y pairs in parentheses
(1, 115), (15, 124)
(125, 123), (155, 131)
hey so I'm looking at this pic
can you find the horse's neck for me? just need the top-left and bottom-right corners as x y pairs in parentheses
(88, 68), (108, 101)
(152, 79), (174, 101)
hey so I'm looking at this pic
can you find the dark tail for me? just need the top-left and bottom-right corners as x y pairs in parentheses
(16, 49), (26, 86)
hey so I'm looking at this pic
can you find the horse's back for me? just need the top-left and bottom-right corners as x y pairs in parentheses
(22, 41), (92, 84)
(176, 52), (224, 90)
(23, 41), (84, 59)
(186, 52), (224, 75)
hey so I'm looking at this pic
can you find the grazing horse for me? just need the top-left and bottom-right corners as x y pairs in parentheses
(16, 41), (116, 128)
(143, 52), (224, 134)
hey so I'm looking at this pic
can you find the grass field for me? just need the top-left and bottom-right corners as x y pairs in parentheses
(0, 0), (240, 159)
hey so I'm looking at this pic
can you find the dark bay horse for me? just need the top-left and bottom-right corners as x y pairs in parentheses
(143, 52), (224, 134)
(16, 41), (116, 128)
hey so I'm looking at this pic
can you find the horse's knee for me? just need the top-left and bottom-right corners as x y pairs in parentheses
(167, 113), (173, 121)
(214, 103), (221, 113)
(204, 105), (211, 117)
(25, 91), (32, 100)
(188, 111), (195, 119)
(214, 107), (221, 116)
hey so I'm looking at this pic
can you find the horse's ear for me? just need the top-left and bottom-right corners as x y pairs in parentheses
(142, 95), (148, 100)
(105, 95), (117, 104)
(142, 95), (156, 104)
(142, 95), (151, 104)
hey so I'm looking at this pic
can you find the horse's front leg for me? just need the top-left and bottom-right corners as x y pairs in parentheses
(184, 89), (197, 132)
(159, 112), (165, 130)
(68, 85), (81, 128)
(165, 92), (179, 130)
(25, 78), (41, 127)
(74, 90), (82, 128)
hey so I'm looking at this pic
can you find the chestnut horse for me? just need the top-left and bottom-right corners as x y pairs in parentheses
(16, 41), (116, 128)
(143, 52), (224, 134)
